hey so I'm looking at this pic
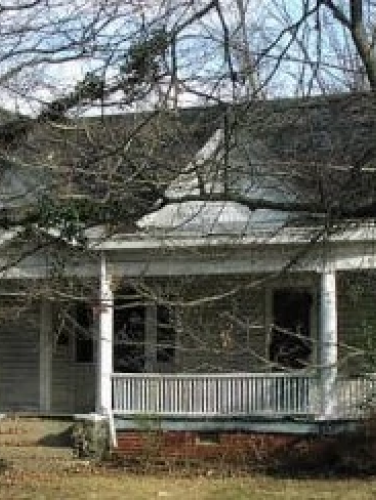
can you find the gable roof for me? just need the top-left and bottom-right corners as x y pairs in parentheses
(1, 93), (376, 240)
(140, 93), (376, 236)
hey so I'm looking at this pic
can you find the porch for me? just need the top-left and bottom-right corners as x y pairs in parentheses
(1, 241), (376, 425)
(95, 255), (374, 424)
(111, 372), (376, 420)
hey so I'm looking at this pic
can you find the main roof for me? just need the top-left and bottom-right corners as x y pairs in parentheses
(1, 92), (375, 238)
(139, 93), (376, 235)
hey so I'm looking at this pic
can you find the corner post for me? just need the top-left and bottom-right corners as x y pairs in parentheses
(97, 253), (114, 415)
(320, 268), (338, 417)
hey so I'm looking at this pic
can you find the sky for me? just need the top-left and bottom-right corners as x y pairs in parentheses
(0, 0), (366, 116)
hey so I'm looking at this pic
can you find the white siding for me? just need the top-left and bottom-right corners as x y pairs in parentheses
(73, 364), (96, 413)
(51, 342), (74, 413)
(0, 300), (40, 411)
(0, 291), (95, 414)
(337, 271), (376, 375)
(49, 300), (96, 414)
(51, 335), (96, 413)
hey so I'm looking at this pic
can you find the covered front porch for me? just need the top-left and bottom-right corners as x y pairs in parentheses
(1, 229), (376, 427)
(94, 250), (376, 424)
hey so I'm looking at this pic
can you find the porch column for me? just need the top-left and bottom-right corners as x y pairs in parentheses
(96, 253), (114, 415)
(320, 269), (338, 417)
(39, 298), (52, 412)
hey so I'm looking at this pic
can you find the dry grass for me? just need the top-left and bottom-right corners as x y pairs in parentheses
(0, 467), (376, 500)
(0, 443), (375, 500)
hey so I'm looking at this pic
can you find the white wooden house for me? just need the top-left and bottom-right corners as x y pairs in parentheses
(0, 93), (375, 439)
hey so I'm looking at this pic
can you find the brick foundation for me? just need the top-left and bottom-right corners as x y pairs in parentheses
(113, 424), (376, 473)
(116, 430), (311, 463)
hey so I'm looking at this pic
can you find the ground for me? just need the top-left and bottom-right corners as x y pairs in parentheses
(0, 445), (376, 500)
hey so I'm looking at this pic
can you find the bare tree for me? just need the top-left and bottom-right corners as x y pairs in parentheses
(0, 0), (375, 382)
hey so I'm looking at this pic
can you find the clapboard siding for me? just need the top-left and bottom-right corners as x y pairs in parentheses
(51, 342), (96, 413)
(0, 299), (40, 411)
(49, 297), (96, 413)
(337, 271), (376, 375)
(73, 364), (96, 412)
(51, 344), (74, 413)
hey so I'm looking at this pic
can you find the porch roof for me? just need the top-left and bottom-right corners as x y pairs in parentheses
(0, 220), (376, 279)
(88, 220), (376, 250)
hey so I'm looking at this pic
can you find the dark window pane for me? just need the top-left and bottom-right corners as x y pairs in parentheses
(114, 294), (145, 373)
(270, 289), (312, 369)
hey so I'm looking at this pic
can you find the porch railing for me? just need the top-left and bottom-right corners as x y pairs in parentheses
(112, 372), (318, 417)
(335, 376), (376, 418)
(112, 373), (376, 418)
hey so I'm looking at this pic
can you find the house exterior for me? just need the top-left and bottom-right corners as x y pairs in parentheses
(0, 93), (376, 457)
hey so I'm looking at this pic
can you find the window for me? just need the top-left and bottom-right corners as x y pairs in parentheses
(270, 289), (312, 369)
(114, 297), (145, 373)
(75, 302), (94, 363)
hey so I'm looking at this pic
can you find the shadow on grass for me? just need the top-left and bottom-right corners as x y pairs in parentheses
(37, 425), (73, 447)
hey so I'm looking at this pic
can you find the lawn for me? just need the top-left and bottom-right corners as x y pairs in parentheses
(0, 468), (376, 500)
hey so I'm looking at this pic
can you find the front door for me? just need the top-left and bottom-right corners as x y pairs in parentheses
(270, 289), (312, 369)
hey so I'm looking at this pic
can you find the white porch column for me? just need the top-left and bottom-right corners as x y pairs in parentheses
(39, 298), (52, 413)
(320, 268), (338, 417)
(96, 253), (114, 415)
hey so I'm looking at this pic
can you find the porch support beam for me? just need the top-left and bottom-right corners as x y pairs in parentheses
(320, 269), (338, 417)
(96, 253), (114, 415)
